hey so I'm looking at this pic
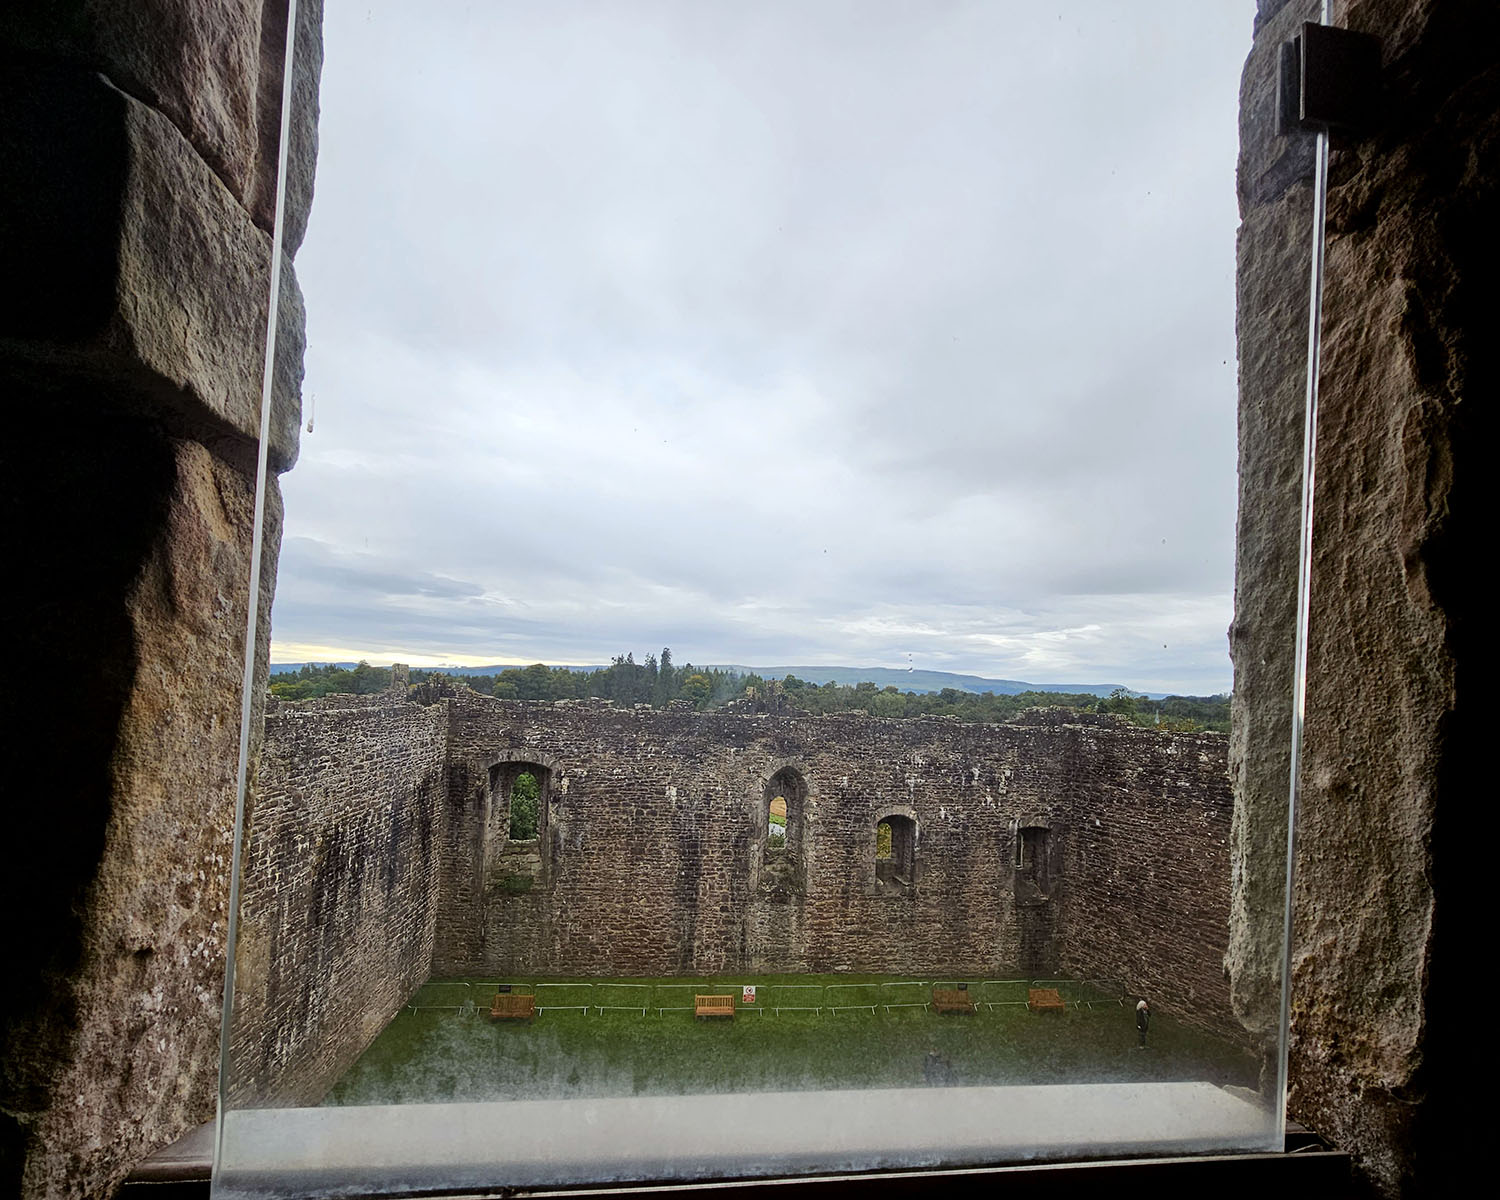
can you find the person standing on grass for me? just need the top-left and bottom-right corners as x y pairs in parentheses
(1135, 998), (1151, 1049)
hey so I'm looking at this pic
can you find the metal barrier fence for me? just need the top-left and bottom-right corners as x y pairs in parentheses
(404, 978), (1138, 1018)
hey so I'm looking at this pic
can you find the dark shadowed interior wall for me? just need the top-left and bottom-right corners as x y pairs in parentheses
(228, 693), (447, 1106)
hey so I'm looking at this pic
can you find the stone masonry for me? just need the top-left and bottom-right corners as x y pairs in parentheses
(228, 692), (447, 1106)
(1229, 2), (1492, 1193)
(1, 2), (323, 1196)
(238, 689), (1238, 1105)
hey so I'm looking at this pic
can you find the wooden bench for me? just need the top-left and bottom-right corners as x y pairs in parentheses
(932, 988), (976, 1014)
(695, 994), (736, 1019)
(1027, 987), (1066, 1014)
(490, 993), (536, 1020)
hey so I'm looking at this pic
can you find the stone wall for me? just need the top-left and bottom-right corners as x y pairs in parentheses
(1054, 729), (1239, 1039)
(445, 696), (1237, 1041)
(228, 692), (447, 1105)
(245, 691), (1239, 1103)
(0, 3), (322, 1196)
(1229, 1), (1490, 1194)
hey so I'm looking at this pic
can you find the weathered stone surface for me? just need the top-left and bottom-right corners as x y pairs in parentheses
(0, 66), (304, 472)
(3, 406), (287, 1198)
(230, 694), (447, 1106)
(239, 694), (1242, 1105)
(1231, 1), (1492, 1193)
(1, 2), (320, 1195)
(1227, 0), (1321, 1061)
(0, 0), (323, 251)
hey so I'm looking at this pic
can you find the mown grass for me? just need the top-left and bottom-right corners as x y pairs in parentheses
(324, 974), (1258, 1106)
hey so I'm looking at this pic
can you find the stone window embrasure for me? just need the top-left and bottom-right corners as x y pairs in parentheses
(486, 760), (554, 893)
(758, 765), (808, 895)
(1014, 821), (1052, 904)
(875, 813), (917, 894)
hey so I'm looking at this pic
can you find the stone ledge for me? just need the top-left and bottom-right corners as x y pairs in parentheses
(213, 1083), (1279, 1195)
(128, 1107), (1346, 1198)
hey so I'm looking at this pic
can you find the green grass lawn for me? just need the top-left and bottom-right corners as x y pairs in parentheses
(324, 975), (1258, 1106)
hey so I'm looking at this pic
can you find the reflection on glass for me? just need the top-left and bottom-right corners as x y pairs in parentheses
(218, 4), (1291, 1195)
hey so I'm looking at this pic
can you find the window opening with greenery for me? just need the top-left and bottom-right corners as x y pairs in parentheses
(508, 771), (540, 841)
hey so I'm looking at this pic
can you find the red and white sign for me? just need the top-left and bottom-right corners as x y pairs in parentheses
(742, 986), (757, 1004)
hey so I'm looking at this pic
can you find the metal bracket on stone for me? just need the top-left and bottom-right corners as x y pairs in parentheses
(1278, 23), (1382, 136)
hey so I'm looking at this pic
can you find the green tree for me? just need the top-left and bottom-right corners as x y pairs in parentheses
(508, 772), (539, 840)
(655, 647), (675, 706)
(268, 661), (389, 700)
(680, 673), (712, 708)
(518, 663), (552, 700)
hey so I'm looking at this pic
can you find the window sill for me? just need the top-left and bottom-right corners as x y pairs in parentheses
(124, 1082), (1349, 1198)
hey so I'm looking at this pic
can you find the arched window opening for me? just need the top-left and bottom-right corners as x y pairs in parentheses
(759, 766), (807, 895)
(490, 761), (551, 845)
(763, 767), (806, 850)
(875, 814), (916, 893)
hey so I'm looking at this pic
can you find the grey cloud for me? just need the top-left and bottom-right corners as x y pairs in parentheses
(273, 2), (1258, 693)
(279, 538), (487, 600)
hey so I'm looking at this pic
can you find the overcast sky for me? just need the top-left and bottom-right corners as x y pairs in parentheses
(272, 2), (1255, 695)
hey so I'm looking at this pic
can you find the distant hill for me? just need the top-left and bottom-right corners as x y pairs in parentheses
(705, 665), (1141, 698)
(270, 660), (1150, 698)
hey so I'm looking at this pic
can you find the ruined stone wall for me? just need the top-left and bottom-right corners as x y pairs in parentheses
(243, 688), (1237, 1112)
(0, 3), (322, 1196)
(229, 691), (1239, 1103)
(1230, 2), (1491, 1194)
(1055, 729), (1239, 1040)
(439, 698), (1234, 1035)
(228, 693), (447, 1105)
(438, 696), (1072, 982)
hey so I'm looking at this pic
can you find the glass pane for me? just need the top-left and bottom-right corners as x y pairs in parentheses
(218, 3), (1304, 1194)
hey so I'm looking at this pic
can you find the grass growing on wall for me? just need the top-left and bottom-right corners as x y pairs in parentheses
(324, 975), (1257, 1106)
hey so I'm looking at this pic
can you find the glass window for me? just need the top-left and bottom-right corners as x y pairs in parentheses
(217, 4), (1303, 1194)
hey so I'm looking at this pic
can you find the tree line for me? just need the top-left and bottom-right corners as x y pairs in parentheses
(269, 651), (1229, 733)
(269, 661), (393, 699)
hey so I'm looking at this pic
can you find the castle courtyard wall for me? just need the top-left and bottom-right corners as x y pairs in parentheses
(244, 691), (1237, 1103)
(230, 693), (447, 1104)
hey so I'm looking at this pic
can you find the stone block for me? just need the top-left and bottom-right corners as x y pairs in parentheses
(0, 65), (303, 471)
(0, 0), (323, 251)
